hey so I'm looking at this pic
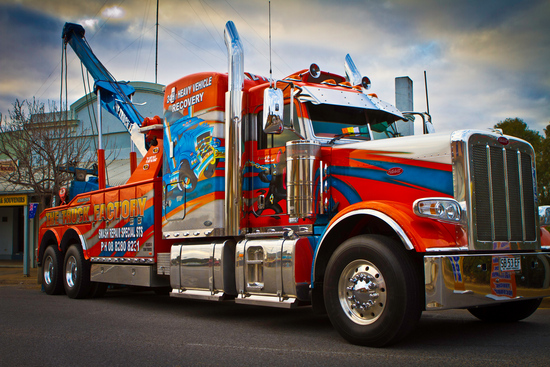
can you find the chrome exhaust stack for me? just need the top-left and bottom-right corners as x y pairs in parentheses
(224, 21), (244, 236)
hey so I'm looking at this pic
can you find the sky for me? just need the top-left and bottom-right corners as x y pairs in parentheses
(0, 0), (549, 135)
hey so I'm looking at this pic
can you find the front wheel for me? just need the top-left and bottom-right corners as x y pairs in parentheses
(63, 245), (91, 299)
(468, 298), (542, 322)
(324, 235), (422, 347)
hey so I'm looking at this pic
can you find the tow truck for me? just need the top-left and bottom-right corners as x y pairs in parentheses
(37, 20), (550, 347)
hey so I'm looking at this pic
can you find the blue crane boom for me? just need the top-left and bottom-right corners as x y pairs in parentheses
(62, 22), (147, 155)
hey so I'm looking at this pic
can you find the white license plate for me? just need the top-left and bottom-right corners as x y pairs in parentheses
(500, 256), (521, 272)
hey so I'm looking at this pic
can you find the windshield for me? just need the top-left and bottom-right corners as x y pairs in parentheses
(305, 102), (402, 141)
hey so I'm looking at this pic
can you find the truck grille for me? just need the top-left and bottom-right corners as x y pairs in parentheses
(471, 144), (536, 243)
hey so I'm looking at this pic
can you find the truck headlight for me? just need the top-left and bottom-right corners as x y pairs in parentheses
(413, 198), (464, 224)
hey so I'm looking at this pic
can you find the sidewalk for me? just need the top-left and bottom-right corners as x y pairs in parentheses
(0, 260), (41, 290)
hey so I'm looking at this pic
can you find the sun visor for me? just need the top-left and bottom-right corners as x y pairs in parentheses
(298, 86), (404, 121)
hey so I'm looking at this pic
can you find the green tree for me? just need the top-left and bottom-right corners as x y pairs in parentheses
(495, 118), (550, 205)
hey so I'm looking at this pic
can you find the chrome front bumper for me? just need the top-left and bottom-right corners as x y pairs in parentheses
(424, 252), (550, 310)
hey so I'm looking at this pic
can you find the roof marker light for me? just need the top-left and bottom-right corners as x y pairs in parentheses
(309, 63), (321, 79)
(361, 76), (371, 90)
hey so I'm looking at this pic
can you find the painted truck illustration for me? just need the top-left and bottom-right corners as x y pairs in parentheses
(37, 21), (550, 347)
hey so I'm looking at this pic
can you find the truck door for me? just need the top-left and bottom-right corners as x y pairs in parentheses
(246, 102), (302, 228)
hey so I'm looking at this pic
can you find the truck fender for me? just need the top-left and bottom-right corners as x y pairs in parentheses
(312, 200), (457, 284)
(59, 227), (89, 260)
(38, 229), (62, 265)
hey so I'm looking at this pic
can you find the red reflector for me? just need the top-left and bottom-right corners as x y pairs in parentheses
(498, 136), (509, 145)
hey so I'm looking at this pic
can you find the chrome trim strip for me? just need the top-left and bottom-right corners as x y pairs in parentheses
(90, 257), (154, 264)
(163, 227), (224, 239)
(425, 247), (469, 252)
(78, 234), (87, 250)
(318, 209), (415, 252)
(170, 289), (225, 301)
(246, 225), (313, 237)
(235, 294), (298, 309)
(313, 209), (415, 285)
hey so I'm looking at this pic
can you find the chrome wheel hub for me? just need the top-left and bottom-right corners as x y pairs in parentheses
(65, 255), (78, 288)
(338, 259), (387, 325)
(44, 256), (53, 285)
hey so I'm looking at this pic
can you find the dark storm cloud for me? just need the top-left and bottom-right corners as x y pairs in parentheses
(0, 4), (64, 108)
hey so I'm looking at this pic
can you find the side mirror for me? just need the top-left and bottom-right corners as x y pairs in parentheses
(263, 87), (284, 134)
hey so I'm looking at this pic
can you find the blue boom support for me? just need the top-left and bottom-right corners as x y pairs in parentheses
(62, 22), (145, 153)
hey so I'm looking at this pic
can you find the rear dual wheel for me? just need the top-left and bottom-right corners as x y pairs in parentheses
(324, 235), (422, 347)
(63, 245), (92, 299)
(43, 246), (64, 295)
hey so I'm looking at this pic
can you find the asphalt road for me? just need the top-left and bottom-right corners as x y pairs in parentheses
(1, 287), (549, 367)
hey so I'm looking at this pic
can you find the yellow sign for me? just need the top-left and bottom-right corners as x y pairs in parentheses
(0, 194), (28, 206)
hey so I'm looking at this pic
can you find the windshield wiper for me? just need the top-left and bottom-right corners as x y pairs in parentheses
(329, 131), (370, 144)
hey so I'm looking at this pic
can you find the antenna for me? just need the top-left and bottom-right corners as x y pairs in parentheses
(269, 1), (273, 87)
(155, 0), (159, 84)
(424, 70), (430, 114)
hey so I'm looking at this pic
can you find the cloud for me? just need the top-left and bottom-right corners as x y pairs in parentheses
(79, 18), (99, 31)
(102, 6), (126, 19)
(0, 0), (548, 134)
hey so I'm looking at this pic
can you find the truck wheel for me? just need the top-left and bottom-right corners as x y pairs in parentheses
(63, 245), (91, 299)
(323, 235), (422, 347)
(468, 298), (542, 322)
(178, 160), (197, 192)
(42, 246), (64, 295)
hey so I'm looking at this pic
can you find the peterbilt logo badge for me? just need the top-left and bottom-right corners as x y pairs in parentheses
(498, 136), (509, 145)
(387, 167), (403, 176)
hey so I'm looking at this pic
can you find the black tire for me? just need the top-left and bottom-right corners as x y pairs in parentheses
(178, 160), (197, 192)
(88, 282), (108, 299)
(63, 245), (92, 299)
(42, 246), (64, 295)
(324, 235), (422, 347)
(468, 298), (542, 322)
